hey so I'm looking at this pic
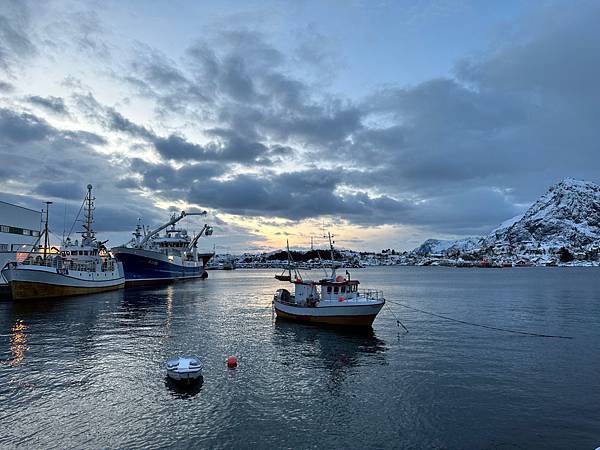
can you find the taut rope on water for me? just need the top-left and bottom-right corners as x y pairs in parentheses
(387, 300), (573, 339)
(382, 306), (409, 333)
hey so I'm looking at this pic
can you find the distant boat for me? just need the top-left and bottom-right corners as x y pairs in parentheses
(478, 258), (492, 268)
(112, 212), (214, 285)
(272, 233), (385, 327)
(515, 260), (534, 267)
(274, 242), (294, 281)
(1, 185), (125, 300)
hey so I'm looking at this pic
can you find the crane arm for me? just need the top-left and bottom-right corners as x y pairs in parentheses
(187, 224), (213, 250)
(138, 210), (206, 247)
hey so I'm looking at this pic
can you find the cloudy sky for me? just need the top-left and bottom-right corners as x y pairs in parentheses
(1, 0), (599, 253)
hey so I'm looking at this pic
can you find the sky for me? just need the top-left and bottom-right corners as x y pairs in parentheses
(1, 0), (599, 253)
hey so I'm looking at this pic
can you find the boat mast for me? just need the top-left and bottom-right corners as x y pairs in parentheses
(286, 240), (293, 279)
(327, 232), (336, 279)
(43, 201), (52, 260)
(82, 184), (95, 246)
(285, 239), (302, 281)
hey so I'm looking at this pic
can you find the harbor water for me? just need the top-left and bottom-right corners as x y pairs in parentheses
(1, 267), (599, 449)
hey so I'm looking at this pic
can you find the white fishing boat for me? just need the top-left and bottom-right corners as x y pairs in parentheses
(272, 234), (385, 327)
(1, 185), (125, 300)
(165, 356), (203, 381)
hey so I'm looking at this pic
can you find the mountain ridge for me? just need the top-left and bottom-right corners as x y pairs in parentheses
(411, 177), (600, 264)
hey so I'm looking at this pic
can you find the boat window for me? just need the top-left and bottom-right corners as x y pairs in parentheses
(327, 286), (331, 293)
(341, 286), (346, 293)
(334, 286), (339, 294)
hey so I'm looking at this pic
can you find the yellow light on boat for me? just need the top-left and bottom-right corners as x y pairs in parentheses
(168, 256), (174, 261)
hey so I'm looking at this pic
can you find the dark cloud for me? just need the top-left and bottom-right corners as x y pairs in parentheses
(0, 107), (105, 147)
(33, 181), (87, 200)
(0, 108), (53, 142)
(319, 1), (600, 232)
(0, 107), (163, 234)
(129, 158), (225, 194)
(152, 134), (206, 160)
(104, 108), (154, 140)
(183, 169), (412, 225)
(27, 95), (69, 115)
(126, 30), (363, 148)
(73, 92), (154, 140)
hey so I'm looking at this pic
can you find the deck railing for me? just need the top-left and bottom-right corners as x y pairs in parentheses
(20, 257), (115, 273)
(358, 289), (385, 301)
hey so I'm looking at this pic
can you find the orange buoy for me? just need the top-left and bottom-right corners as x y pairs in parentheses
(227, 355), (237, 368)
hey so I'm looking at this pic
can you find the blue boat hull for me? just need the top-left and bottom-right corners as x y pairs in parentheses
(113, 249), (210, 285)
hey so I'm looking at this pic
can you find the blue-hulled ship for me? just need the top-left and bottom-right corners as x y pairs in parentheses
(111, 211), (213, 286)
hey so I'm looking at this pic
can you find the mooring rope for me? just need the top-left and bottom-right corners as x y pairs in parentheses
(387, 300), (573, 339)
(382, 305), (409, 333)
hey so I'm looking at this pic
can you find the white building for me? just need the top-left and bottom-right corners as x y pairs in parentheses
(0, 200), (42, 285)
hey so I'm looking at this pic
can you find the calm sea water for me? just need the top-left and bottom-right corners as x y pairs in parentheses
(1, 267), (599, 449)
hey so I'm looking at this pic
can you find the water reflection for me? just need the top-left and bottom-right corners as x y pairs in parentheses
(165, 286), (174, 331)
(10, 319), (28, 366)
(165, 376), (204, 399)
(273, 319), (387, 388)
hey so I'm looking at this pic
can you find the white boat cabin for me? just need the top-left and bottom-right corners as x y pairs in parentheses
(287, 275), (360, 306)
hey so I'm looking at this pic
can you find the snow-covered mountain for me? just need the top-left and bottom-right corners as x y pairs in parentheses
(412, 237), (482, 257)
(412, 178), (600, 264)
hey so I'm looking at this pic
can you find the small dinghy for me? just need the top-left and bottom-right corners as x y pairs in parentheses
(165, 356), (203, 382)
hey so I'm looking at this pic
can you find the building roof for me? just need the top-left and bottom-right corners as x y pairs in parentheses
(0, 199), (41, 214)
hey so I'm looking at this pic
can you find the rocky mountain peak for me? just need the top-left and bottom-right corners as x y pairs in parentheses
(412, 178), (600, 264)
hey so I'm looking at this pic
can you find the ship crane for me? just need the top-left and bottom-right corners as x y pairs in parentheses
(187, 224), (213, 251)
(138, 210), (206, 247)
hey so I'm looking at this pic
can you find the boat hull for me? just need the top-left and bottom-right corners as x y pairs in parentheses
(111, 247), (212, 286)
(2, 265), (125, 300)
(273, 300), (385, 327)
(166, 370), (203, 382)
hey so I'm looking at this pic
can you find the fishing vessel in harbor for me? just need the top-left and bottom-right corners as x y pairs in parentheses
(272, 234), (385, 327)
(1, 185), (125, 300)
(111, 211), (214, 286)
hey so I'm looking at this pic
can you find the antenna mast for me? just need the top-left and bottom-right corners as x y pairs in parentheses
(43, 201), (52, 260)
(82, 184), (95, 245)
(326, 232), (336, 279)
